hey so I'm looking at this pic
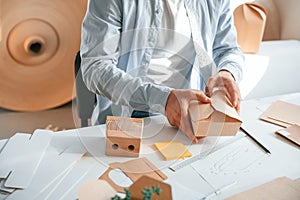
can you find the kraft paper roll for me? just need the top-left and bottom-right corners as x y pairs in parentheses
(0, 0), (87, 111)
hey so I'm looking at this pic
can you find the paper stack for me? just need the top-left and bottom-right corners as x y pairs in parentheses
(0, 128), (107, 200)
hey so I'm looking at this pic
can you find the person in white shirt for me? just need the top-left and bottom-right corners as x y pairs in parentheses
(80, 0), (244, 143)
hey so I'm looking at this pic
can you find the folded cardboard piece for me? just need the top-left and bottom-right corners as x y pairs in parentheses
(276, 124), (300, 147)
(99, 157), (167, 193)
(226, 176), (300, 200)
(234, 3), (267, 53)
(260, 100), (300, 127)
(189, 90), (242, 137)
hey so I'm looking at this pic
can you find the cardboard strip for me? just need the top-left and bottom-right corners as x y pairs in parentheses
(276, 124), (300, 146)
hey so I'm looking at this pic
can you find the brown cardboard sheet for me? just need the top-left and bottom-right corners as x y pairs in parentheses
(234, 3), (267, 53)
(260, 101), (300, 127)
(226, 177), (300, 200)
(276, 124), (300, 147)
(128, 176), (172, 200)
(99, 157), (167, 193)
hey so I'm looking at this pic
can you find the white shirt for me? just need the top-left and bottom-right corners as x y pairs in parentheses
(80, 0), (244, 124)
(146, 0), (195, 89)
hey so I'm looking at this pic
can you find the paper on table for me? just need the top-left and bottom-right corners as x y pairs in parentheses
(0, 129), (52, 189)
(164, 177), (203, 200)
(0, 179), (15, 193)
(154, 141), (192, 160)
(99, 157), (167, 193)
(7, 147), (85, 200)
(34, 156), (107, 200)
(78, 179), (117, 200)
(276, 124), (300, 147)
(0, 139), (8, 151)
(260, 100), (300, 127)
(226, 177), (300, 200)
(191, 136), (267, 189)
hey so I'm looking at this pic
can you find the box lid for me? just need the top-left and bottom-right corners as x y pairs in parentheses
(189, 91), (242, 122)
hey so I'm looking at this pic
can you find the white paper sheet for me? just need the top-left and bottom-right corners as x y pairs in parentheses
(0, 139), (8, 152)
(191, 137), (268, 189)
(0, 130), (52, 189)
(7, 147), (85, 200)
(0, 179), (14, 193)
(34, 156), (107, 200)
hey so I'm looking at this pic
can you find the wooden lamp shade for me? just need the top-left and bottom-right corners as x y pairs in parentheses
(0, 0), (87, 111)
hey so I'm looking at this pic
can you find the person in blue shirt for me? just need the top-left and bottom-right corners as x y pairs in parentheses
(80, 0), (244, 143)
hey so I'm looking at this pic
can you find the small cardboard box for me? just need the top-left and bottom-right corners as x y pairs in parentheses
(189, 91), (242, 137)
(105, 116), (143, 157)
(234, 3), (267, 53)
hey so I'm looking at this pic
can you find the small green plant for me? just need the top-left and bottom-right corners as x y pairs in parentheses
(111, 185), (161, 200)
(142, 185), (161, 200)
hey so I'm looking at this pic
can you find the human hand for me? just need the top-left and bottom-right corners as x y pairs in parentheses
(205, 70), (241, 112)
(165, 89), (211, 143)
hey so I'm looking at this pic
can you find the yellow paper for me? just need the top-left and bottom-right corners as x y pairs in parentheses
(154, 141), (192, 160)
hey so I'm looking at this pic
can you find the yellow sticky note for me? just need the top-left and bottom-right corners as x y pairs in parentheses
(154, 141), (192, 160)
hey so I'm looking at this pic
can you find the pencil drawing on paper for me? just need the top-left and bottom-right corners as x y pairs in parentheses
(209, 145), (264, 175)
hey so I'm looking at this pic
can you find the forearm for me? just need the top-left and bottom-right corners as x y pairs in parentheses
(213, 0), (244, 83)
(81, 56), (171, 114)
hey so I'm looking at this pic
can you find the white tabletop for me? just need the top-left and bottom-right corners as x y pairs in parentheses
(1, 92), (300, 200)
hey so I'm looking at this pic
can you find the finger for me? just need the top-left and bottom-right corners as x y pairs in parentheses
(205, 78), (215, 97)
(180, 119), (197, 143)
(235, 100), (241, 113)
(190, 90), (211, 103)
(225, 81), (240, 107)
(179, 109), (198, 143)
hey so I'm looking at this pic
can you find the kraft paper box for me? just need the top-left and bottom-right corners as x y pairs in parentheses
(234, 3), (267, 53)
(105, 116), (143, 157)
(189, 90), (242, 137)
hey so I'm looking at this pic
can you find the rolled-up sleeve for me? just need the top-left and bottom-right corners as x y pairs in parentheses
(80, 0), (171, 114)
(212, 0), (244, 83)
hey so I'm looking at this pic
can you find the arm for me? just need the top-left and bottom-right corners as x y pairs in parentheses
(206, 0), (244, 111)
(80, 0), (171, 114)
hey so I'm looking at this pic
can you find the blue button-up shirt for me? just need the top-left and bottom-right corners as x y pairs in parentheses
(80, 0), (244, 124)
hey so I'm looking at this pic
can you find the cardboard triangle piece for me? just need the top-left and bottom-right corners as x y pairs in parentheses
(189, 90), (242, 137)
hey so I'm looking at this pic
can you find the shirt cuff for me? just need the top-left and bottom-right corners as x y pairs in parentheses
(218, 64), (243, 83)
(148, 85), (172, 115)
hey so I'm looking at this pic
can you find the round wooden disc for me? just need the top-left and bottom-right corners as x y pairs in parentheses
(0, 0), (87, 111)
